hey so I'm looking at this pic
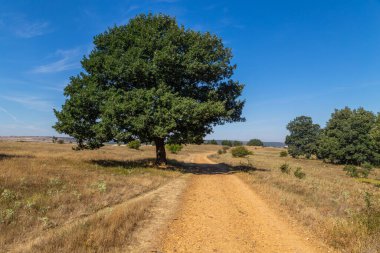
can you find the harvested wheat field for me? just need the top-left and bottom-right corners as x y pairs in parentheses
(1, 142), (379, 252)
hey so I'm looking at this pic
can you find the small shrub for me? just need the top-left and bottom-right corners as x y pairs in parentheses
(221, 140), (233, 147)
(294, 167), (306, 179)
(222, 146), (230, 151)
(233, 140), (243, 146)
(1, 189), (16, 202)
(343, 165), (371, 178)
(280, 151), (288, 157)
(217, 149), (223, 155)
(96, 181), (107, 193)
(57, 139), (64, 144)
(208, 140), (218, 145)
(361, 162), (373, 171)
(231, 146), (252, 157)
(166, 144), (183, 154)
(343, 165), (358, 177)
(128, 140), (141, 150)
(280, 163), (291, 174)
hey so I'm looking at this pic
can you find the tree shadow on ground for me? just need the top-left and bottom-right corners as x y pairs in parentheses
(0, 154), (34, 161)
(91, 158), (157, 169)
(168, 159), (270, 175)
(90, 157), (270, 175)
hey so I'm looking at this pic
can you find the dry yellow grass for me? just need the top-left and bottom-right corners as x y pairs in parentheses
(210, 146), (380, 253)
(0, 141), (183, 252)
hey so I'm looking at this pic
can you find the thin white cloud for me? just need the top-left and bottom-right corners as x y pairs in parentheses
(1, 95), (52, 112)
(0, 13), (52, 38)
(14, 21), (51, 38)
(0, 106), (18, 122)
(31, 49), (81, 74)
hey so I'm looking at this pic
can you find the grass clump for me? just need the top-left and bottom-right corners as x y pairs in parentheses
(280, 151), (288, 157)
(294, 167), (306, 179)
(343, 165), (371, 178)
(127, 140), (141, 150)
(279, 163), (291, 174)
(231, 146), (253, 157)
(166, 144), (183, 154)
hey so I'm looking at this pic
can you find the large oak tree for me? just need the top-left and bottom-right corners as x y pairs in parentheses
(54, 13), (245, 164)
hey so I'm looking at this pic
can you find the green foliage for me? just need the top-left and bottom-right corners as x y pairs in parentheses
(279, 163), (291, 174)
(318, 107), (377, 165)
(233, 140), (243, 146)
(52, 136), (57, 143)
(285, 116), (321, 158)
(280, 150), (288, 157)
(218, 146), (230, 155)
(231, 146), (252, 157)
(127, 140), (141, 150)
(221, 140), (233, 147)
(222, 146), (230, 151)
(355, 192), (380, 235)
(207, 140), (218, 145)
(343, 165), (371, 178)
(166, 144), (183, 154)
(294, 167), (306, 179)
(53, 13), (245, 163)
(247, 139), (263, 146)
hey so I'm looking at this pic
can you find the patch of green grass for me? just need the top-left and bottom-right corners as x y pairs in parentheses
(357, 178), (380, 187)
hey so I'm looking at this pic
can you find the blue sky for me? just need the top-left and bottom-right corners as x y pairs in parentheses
(1, 0), (380, 141)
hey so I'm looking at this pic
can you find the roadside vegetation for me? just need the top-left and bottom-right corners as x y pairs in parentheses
(212, 146), (380, 253)
(0, 141), (182, 252)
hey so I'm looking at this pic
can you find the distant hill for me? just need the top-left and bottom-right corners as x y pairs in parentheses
(204, 140), (285, 148)
(262, 142), (285, 148)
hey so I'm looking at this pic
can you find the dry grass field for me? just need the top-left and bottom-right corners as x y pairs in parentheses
(1, 141), (379, 253)
(210, 146), (380, 253)
(0, 141), (190, 252)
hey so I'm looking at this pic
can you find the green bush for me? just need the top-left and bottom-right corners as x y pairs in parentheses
(217, 149), (224, 155)
(362, 162), (373, 171)
(280, 163), (291, 174)
(208, 140), (218, 145)
(128, 140), (141, 150)
(343, 165), (371, 178)
(221, 140), (233, 147)
(294, 167), (306, 179)
(280, 151), (288, 157)
(231, 146), (252, 157)
(247, 139), (263, 146)
(57, 139), (65, 144)
(343, 165), (358, 177)
(166, 144), (183, 154)
(233, 140), (243, 146)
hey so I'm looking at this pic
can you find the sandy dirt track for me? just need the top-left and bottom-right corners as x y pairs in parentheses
(160, 153), (332, 253)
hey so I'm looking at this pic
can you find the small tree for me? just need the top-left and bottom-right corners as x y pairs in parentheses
(128, 140), (141, 150)
(231, 146), (252, 157)
(221, 140), (233, 147)
(318, 107), (376, 165)
(233, 140), (243, 146)
(166, 144), (183, 154)
(208, 140), (218, 145)
(285, 116), (321, 158)
(53, 14), (245, 164)
(247, 139), (263, 146)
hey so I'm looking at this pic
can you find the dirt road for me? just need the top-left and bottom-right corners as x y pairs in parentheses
(160, 153), (331, 253)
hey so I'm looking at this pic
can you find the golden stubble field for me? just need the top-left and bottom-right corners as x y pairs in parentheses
(0, 141), (214, 252)
(211, 146), (380, 253)
(1, 141), (379, 253)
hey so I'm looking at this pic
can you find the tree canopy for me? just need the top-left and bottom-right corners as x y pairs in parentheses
(285, 116), (321, 158)
(53, 13), (245, 164)
(247, 139), (263, 146)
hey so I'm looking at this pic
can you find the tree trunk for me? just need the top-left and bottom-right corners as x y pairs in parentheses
(155, 138), (167, 165)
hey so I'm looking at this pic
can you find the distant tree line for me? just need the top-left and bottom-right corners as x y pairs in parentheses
(285, 107), (380, 165)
